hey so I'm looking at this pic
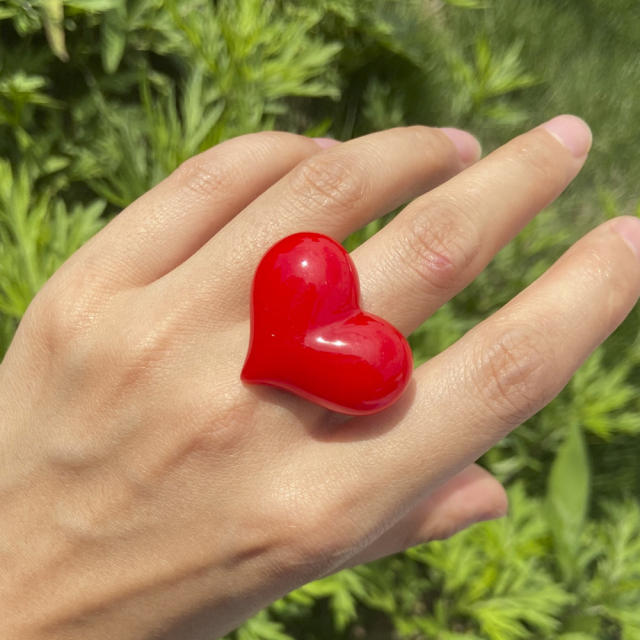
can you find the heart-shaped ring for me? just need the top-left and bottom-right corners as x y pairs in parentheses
(241, 232), (413, 415)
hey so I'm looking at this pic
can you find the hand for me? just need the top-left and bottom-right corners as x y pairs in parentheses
(2, 116), (639, 640)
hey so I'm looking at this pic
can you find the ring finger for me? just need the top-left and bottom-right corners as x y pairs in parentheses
(305, 215), (640, 559)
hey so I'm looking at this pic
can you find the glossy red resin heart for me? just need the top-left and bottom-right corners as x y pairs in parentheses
(241, 232), (413, 415)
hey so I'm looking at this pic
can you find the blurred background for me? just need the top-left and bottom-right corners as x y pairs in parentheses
(1, 0), (639, 637)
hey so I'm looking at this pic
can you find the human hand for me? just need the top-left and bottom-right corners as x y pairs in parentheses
(2, 116), (639, 640)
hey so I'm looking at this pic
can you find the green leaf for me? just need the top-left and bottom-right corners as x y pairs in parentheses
(235, 610), (294, 640)
(443, 0), (487, 7)
(546, 421), (590, 582)
(41, 0), (68, 61)
(42, 155), (70, 174)
(64, 0), (121, 11)
(302, 116), (332, 138)
(101, 7), (127, 73)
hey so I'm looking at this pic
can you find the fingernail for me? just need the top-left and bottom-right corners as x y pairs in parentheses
(312, 137), (340, 149)
(612, 216), (640, 260)
(439, 127), (482, 165)
(540, 114), (592, 158)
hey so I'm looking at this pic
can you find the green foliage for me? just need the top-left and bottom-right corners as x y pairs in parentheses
(572, 347), (640, 440)
(2, 0), (640, 637)
(0, 159), (104, 353)
(447, 36), (539, 125)
(403, 484), (572, 639)
(546, 422), (590, 584)
(79, 67), (225, 207)
(235, 611), (294, 640)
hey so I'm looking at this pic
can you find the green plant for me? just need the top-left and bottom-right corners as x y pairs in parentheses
(0, 159), (104, 353)
(2, 0), (640, 637)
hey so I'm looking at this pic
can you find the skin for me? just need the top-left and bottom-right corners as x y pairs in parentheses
(1, 115), (639, 640)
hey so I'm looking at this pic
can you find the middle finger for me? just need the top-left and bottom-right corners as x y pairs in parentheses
(353, 115), (592, 335)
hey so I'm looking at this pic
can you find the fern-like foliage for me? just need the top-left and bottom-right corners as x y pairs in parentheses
(2, 1), (640, 638)
(0, 159), (104, 354)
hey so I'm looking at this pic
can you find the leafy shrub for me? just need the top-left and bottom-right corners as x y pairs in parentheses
(1, 0), (639, 637)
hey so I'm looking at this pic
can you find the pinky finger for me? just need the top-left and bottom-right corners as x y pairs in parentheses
(332, 464), (507, 572)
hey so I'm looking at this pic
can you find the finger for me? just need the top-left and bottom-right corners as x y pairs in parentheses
(65, 133), (333, 289)
(164, 126), (480, 313)
(307, 217), (640, 552)
(353, 115), (593, 335)
(333, 464), (507, 572)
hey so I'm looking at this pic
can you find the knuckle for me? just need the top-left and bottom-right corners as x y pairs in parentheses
(25, 275), (102, 356)
(288, 153), (369, 214)
(173, 130), (315, 200)
(471, 324), (550, 428)
(173, 149), (236, 200)
(401, 198), (480, 292)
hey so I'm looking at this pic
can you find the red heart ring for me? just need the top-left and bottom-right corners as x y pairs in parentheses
(241, 232), (413, 415)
